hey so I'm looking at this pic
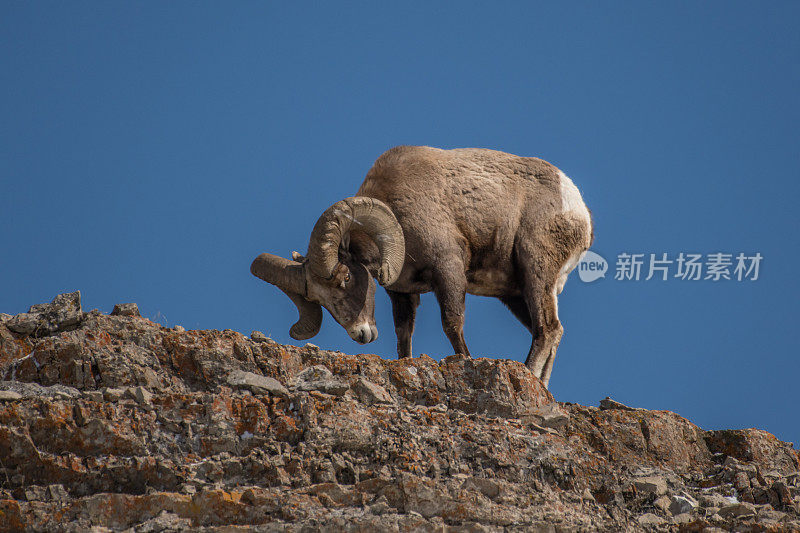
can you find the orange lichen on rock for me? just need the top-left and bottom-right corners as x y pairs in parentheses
(0, 295), (798, 531)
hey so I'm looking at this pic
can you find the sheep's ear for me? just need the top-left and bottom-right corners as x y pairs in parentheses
(330, 262), (350, 289)
(363, 262), (381, 280)
(291, 251), (306, 262)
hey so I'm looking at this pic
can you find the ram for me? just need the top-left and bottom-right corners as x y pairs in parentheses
(251, 146), (592, 387)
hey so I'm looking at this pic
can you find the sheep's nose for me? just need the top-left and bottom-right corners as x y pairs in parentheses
(350, 323), (374, 344)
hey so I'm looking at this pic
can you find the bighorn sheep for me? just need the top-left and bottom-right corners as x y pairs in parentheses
(251, 146), (592, 387)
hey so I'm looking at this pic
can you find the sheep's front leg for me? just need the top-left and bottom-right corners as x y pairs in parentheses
(387, 290), (420, 359)
(432, 264), (470, 356)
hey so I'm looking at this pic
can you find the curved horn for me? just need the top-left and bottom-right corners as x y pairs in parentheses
(283, 291), (323, 340)
(306, 197), (405, 286)
(250, 253), (322, 340)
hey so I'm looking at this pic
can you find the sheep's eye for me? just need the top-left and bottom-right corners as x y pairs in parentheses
(344, 273), (351, 283)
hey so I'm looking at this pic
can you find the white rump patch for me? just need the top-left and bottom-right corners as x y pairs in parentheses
(558, 170), (590, 223)
(556, 249), (586, 294)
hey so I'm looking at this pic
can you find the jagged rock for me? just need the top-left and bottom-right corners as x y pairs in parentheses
(23, 485), (49, 502)
(250, 331), (270, 343)
(5, 313), (39, 335)
(718, 502), (757, 519)
(0, 296), (798, 531)
(526, 402), (569, 430)
(759, 507), (788, 524)
(634, 476), (668, 496)
(46, 484), (69, 502)
(708, 429), (800, 475)
(701, 493), (734, 508)
(133, 510), (191, 532)
(0, 381), (80, 399)
(0, 390), (21, 401)
(654, 495), (671, 513)
(599, 396), (638, 411)
(125, 385), (153, 405)
(110, 303), (140, 317)
(6, 291), (82, 337)
(226, 369), (289, 398)
(772, 480), (793, 508)
(670, 494), (698, 515)
(82, 390), (103, 402)
(352, 376), (393, 405)
(293, 365), (349, 396)
(637, 513), (665, 526)
(102, 387), (125, 401)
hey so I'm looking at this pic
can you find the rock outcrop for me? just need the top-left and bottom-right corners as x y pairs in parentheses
(0, 293), (798, 532)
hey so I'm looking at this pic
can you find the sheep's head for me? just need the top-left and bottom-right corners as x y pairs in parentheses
(251, 197), (404, 345)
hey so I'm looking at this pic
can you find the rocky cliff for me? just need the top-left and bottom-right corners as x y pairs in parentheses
(0, 292), (798, 532)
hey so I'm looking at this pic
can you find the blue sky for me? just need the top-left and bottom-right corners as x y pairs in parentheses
(2, 3), (798, 446)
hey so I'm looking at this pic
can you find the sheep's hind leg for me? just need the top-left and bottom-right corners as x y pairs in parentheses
(526, 283), (562, 387)
(387, 290), (420, 359)
(516, 262), (563, 388)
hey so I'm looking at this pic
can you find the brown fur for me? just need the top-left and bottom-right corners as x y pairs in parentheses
(351, 146), (593, 387)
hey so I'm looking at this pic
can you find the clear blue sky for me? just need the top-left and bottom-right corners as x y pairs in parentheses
(2, 3), (798, 446)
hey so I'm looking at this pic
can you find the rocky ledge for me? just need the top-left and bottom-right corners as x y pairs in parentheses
(0, 292), (798, 532)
